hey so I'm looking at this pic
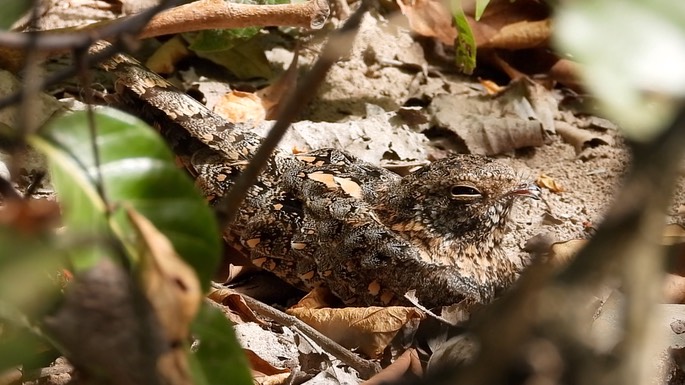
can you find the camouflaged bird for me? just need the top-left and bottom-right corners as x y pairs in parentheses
(93, 42), (540, 309)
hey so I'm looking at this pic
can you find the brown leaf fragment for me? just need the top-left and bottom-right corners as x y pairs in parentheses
(287, 306), (425, 358)
(292, 286), (339, 309)
(536, 174), (564, 193)
(145, 35), (190, 75)
(361, 348), (422, 385)
(0, 198), (60, 234)
(429, 93), (545, 155)
(127, 208), (201, 385)
(555, 121), (613, 154)
(548, 239), (587, 267)
(208, 287), (265, 325)
(256, 49), (299, 120)
(245, 349), (291, 376)
(396, 0), (456, 46)
(495, 77), (558, 133)
(254, 372), (291, 385)
(428, 77), (555, 155)
(662, 223), (685, 246)
(478, 78), (504, 95)
(213, 90), (266, 124)
(480, 19), (551, 50)
(129, 208), (202, 343)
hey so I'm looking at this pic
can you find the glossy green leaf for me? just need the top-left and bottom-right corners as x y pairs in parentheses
(30, 108), (221, 288)
(189, 303), (252, 385)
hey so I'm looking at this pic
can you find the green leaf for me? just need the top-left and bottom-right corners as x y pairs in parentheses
(186, 28), (260, 53)
(0, 229), (64, 372)
(0, 0), (31, 30)
(453, 0), (477, 74)
(190, 303), (252, 385)
(195, 38), (273, 79)
(475, 0), (490, 21)
(30, 108), (221, 288)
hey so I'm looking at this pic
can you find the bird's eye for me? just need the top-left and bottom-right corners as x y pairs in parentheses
(450, 185), (482, 198)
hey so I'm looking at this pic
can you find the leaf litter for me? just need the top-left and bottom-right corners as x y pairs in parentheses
(4, 0), (685, 384)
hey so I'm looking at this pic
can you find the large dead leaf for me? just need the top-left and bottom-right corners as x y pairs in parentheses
(250, 110), (429, 163)
(130, 208), (201, 342)
(396, 0), (456, 46)
(427, 78), (554, 155)
(287, 306), (425, 358)
(128, 208), (201, 385)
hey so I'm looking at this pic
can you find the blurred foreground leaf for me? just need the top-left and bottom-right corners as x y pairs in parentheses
(30, 108), (221, 288)
(555, 0), (685, 140)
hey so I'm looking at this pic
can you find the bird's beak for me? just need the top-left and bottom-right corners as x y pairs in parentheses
(508, 182), (541, 200)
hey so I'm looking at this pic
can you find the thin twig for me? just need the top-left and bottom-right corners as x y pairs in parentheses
(239, 293), (382, 379)
(214, 0), (369, 227)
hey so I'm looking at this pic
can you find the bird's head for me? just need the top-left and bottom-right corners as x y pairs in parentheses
(378, 155), (540, 245)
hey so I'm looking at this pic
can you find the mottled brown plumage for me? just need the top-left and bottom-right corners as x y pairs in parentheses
(94, 42), (539, 309)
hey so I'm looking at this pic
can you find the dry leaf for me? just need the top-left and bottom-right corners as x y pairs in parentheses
(129, 208), (201, 341)
(536, 174), (564, 193)
(128, 208), (201, 385)
(361, 348), (422, 385)
(251, 111), (429, 163)
(396, 0), (456, 45)
(481, 19), (551, 50)
(548, 239), (587, 267)
(291, 286), (338, 309)
(287, 306), (425, 358)
(662, 223), (685, 246)
(256, 49), (299, 119)
(555, 121), (613, 154)
(479, 78), (504, 95)
(463, 0), (550, 47)
(254, 372), (291, 385)
(146, 35), (190, 75)
(428, 91), (546, 155)
(208, 287), (265, 325)
(213, 91), (266, 123)
(0, 198), (60, 234)
(245, 349), (291, 376)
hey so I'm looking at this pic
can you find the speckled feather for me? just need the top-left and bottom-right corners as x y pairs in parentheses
(92, 42), (538, 308)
